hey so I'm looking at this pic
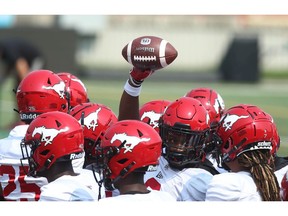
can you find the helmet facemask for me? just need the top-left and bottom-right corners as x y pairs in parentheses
(83, 138), (101, 167)
(96, 146), (121, 191)
(160, 122), (209, 168)
(20, 138), (42, 177)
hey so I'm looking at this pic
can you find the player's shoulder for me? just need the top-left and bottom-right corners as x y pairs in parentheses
(206, 171), (261, 201)
(207, 171), (254, 193)
(149, 190), (176, 201)
(183, 166), (214, 177)
(44, 175), (82, 189)
(209, 171), (250, 183)
(8, 125), (29, 137)
(41, 176), (98, 201)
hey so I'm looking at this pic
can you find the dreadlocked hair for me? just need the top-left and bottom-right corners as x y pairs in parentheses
(237, 150), (281, 201)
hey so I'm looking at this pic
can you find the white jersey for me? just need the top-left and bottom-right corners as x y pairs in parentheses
(0, 125), (48, 201)
(99, 189), (176, 202)
(275, 165), (288, 186)
(144, 156), (214, 201)
(72, 153), (85, 173)
(205, 171), (262, 201)
(74, 168), (106, 199)
(39, 175), (99, 201)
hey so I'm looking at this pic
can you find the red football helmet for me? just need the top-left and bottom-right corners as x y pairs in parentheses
(139, 99), (171, 133)
(185, 87), (225, 124)
(217, 104), (275, 163)
(270, 117), (281, 157)
(16, 69), (68, 122)
(98, 120), (162, 190)
(69, 102), (118, 167)
(281, 170), (288, 201)
(57, 72), (88, 109)
(159, 96), (211, 168)
(20, 111), (84, 177)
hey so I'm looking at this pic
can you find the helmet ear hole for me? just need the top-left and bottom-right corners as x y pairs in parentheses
(118, 158), (128, 164)
(40, 150), (50, 156)
(61, 104), (67, 110)
(44, 155), (54, 168)
(223, 140), (230, 150)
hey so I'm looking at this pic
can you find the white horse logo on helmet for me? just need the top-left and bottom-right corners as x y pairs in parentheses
(80, 107), (101, 131)
(222, 114), (249, 131)
(71, 78), (87, 92)
(213, 94), (225, 114)
(32, 126), (69, 146)
(140, 111), (162, 128)
(111, 133), (150, 153)
(42, 81), (66, 99)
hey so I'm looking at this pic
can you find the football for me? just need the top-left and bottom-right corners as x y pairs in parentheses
(121, 35), (178, 70)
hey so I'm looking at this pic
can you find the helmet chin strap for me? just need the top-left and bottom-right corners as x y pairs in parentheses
(65, 91), (71, 113)
(107, 161), (136, 191)
(223, 138), (247, 162)
(80, 111), (85, 127)
(92, 165), (103, 201)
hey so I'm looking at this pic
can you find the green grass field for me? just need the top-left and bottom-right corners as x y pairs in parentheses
(1, 75), (287, 156)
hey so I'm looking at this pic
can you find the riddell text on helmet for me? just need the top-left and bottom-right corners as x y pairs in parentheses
(20, 113), (38, 120)
(70, 152), (84, 160)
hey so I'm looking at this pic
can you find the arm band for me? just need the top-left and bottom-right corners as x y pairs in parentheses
(124, 79), (142, 97)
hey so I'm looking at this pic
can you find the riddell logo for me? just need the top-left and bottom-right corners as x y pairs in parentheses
(20, 113), (38, 120)
(140, 38), (151, 45)
(147, 165), (158, 171)
(70, 152), (84, 160)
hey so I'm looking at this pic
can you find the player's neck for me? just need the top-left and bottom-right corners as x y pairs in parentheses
(118, 183), (149, 195)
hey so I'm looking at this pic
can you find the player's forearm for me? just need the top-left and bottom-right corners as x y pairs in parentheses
(118, 90), (140, 121)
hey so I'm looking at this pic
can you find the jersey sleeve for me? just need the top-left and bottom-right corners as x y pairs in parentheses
(205, 172), (261, 201)
(183, 170), (213, 201)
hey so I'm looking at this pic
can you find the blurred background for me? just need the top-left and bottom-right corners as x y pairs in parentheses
(0, 15), (287, 154)
(1, 15), (288, 77)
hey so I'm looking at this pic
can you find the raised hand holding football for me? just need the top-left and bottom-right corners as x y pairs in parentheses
(122, 35), (178, 71)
